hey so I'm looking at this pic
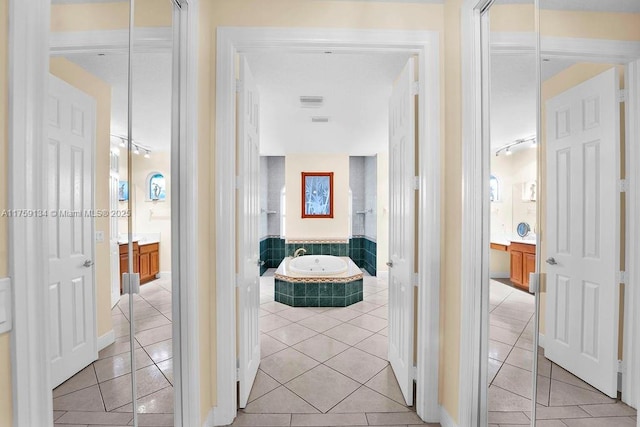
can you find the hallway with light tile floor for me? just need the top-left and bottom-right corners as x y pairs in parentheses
(52, 276), (174, 427)
(488, 279), (637, 426)
(232, 269), (438, 427)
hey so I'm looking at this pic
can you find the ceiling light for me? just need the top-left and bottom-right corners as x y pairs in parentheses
(144, 150), (151, 159)
(133, 146), (140, 155)
(311, 116), (330, 123)
(119, 139), (126, 148)
(505, 148), (512, 156)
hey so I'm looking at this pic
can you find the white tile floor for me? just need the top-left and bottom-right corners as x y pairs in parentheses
(488, 279), (637, 426)
(232, 269), (438, 426)
(52, 276), (174, 427)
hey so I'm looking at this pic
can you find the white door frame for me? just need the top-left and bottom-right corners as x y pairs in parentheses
(8, 1), (201, 426)
(213, 27), (441, 425)
(460, 0), (640, 422)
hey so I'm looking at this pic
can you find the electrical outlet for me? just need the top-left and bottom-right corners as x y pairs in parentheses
(95, 231), (105, 243)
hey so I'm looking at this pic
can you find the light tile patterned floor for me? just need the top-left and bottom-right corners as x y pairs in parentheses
(488, 280), (637, 427)
(232, 269), (438, 427)
(53, 276), (174, 427)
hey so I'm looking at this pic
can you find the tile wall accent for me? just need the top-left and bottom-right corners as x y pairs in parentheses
(364, 156), (377, 240)
(267, 156), (285, 236)
(274, 278), (363, 307)
(260, 238), (269, 276)
(349, 157), (365, 236)
(259, 237), (377, 276)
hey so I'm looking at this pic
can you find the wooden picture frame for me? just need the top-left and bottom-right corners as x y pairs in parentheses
(301, 172), (334, 218)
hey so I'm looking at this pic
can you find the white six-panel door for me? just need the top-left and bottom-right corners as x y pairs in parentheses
(388, 57), (416, 406)
(237, 56), (261, 408)
(48, 75), (98, 388)
(545, 67), (620, 397)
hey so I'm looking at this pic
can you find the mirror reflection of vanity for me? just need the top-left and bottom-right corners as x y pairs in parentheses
(490, 137), (537, 291)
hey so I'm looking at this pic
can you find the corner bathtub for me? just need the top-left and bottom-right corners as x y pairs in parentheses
(274, 256), (363, 307)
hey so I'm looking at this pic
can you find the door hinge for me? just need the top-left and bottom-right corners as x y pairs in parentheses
(619, 271), (627, 285)
(412, 81), (419, 95)
(413, 272), (419, 288)
(236, 359), (240, 381)
(235, 175), (242, 189)
(413, 176), (420, 191)
(618, 360), (624, 373)
(236, 274), (241, 288)
(236, 80), (243, 93)
(618, 179), (627, 193)
(528, 273), (540, 294)
(618, 89), (628, 103)
(411, 365), (418, 381)
(122, 273), (140, 295)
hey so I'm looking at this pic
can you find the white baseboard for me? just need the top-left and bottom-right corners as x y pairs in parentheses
(538, 333), (545, 349)
(439, 406), (458, 427)
(97, 329), (115, 352)
(490, 272), (509, 279)
(159, 271), (172, 278)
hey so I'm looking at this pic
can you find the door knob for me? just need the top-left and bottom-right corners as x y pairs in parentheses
(386, 261), (393, 268)
(83, 259), (94, 268)
(546, 257), (557, 265)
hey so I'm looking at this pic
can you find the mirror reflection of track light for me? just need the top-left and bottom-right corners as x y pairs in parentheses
(495, 135), (537, 157)
(110, 134), (152, 159)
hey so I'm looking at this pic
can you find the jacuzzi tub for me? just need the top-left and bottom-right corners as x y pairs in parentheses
(274, 256), (364, 307)
(288, 255), (348, 276)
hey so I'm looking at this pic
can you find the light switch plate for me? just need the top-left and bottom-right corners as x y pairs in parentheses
(95, 231), (105, 243)
(0, 277), (12, 334)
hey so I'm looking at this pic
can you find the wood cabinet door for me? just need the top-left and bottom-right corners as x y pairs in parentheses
(119, 254), (128, 293)
(510, 250), (523, 285)
(139, 253), (150, 281)
(524, 253), (536, 289)
(150, 250), (160, 276)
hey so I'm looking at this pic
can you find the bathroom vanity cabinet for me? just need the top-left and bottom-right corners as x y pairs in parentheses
(119, 241), (160, 293)
(509, 242), (536, 291)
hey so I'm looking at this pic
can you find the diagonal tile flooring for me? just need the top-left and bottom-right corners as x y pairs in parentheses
(234, 269), (438, 426)
(53, 276), (174, 427)
(488, 279), (637, 426)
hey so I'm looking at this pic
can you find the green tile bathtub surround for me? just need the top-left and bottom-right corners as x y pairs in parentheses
(275, 277), (363, 307)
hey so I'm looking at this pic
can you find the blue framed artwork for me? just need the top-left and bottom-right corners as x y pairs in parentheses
(118, 181), (129, 201)
(148, 172), (166, 201)
(301, 172), (333, 218)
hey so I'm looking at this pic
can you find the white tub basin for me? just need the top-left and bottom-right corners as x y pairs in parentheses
(288, 255), (348, 276)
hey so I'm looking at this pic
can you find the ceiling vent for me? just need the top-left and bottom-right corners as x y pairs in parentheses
(311, 116), (330, 123)
(300, 96), (324, 108)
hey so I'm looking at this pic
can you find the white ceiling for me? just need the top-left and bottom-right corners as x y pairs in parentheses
(245, 52), (411, 156)
(490, 54), (537, 150)
(67, 52), (172, 152)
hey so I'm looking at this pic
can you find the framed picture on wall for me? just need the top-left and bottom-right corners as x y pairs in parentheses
(301, 172), (333, 218)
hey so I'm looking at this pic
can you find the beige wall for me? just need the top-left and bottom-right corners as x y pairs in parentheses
(0, 0), (11, 424)
(376, 152), (389, 273)
(50, 57), (114, 338)
(285, 153), (350, 241)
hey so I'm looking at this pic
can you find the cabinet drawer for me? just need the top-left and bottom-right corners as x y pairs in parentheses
(140, 243), (159, 254)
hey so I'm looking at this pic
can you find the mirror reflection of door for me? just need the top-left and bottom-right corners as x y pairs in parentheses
(486, 1), (539, 423)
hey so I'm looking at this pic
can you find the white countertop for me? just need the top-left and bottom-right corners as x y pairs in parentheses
(490, 236), (537, 247)
(118, 232), (161, 245)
